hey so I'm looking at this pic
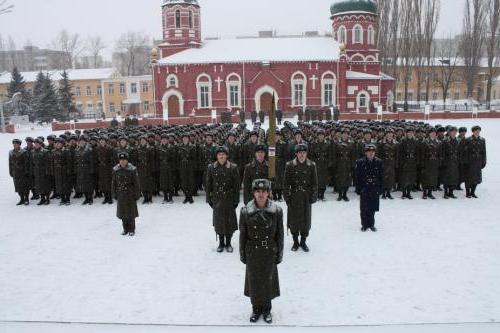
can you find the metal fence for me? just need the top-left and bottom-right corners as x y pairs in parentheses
(394, 102), (500, 112)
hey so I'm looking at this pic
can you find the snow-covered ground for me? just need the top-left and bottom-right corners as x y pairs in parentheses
(0, 119), (499, 333)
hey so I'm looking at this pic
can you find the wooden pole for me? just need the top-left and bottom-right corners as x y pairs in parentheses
(268, 94), (276, 179)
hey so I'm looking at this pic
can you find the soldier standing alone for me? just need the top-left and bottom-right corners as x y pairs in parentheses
(239, 179), (284, 324)
(112, 153), (141, 236)
(355, 144), (384, 232)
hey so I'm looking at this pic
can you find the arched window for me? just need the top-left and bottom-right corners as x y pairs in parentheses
(226, 73), (241, 108)
(321, 72), (337, 107)
(196, 74), (212, 108)
(189, 11), (193, 29)
(166, 74), (178, 88)
(291, 72), (307, 107)
(367, 25), (375, 45)
(357, 91), (370, 110)
(353, 24), (363, 44)
(351, 54), (365, 62)
(175, 10), (181, 29)
(338, 26), (347, 44)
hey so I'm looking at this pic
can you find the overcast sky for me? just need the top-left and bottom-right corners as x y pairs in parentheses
(0, 0), (464, 59)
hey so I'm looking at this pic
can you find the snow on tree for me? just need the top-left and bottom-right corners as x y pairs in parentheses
(57, 70), (75, 121)
(31, 72), (59, 123)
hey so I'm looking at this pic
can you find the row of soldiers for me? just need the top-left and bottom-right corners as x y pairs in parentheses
(9, 120), (486, 208)
(242, 107), (341, 126)
(280, 120), (487, 201)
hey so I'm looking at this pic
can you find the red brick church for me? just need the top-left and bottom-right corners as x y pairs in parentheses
(151, 0), (394, 119)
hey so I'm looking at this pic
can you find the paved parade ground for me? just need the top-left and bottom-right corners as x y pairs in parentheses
(1, 119), (499, 332)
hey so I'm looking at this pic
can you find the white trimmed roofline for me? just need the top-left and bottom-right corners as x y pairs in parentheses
(331, 11), (378, 18)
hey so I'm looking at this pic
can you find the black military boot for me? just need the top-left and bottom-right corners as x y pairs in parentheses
(262, 311), (272, 324)
(37, 195), (46, 206)
(291, 234), (300, 252)
(428, 190), (436, 200)
(406, 188), (414, 200)
(422, 189), (428, 200)
(337, 192), (343, 201)
(142, 193), (148, 205)
(225, 235), (233, 253)
(250, 306), (262, 323)
(44, 195), (50, 205)
(168, 193), (174, 204)
(342, 190), (350, 202)
(188, 194), (194, 204)
(449, 189), (457, 199)
(121, 220), (128, 236)
(23, 193), (30, 206)
(300, 236), (310, 252)
(386, 190), (394, 200)
(183, 192), (189, 204)
(381, 191), (387, 200)
(216, 235), (225, 253)
(16, 194), (24, 206)
(466, 188), (472, 198)
(443, 187), (450, 199)
(471, 185), (478, 198)
(65, 195), (71, 205)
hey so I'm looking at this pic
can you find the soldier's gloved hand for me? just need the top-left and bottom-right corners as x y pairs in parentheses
(240, 257), (246, 264)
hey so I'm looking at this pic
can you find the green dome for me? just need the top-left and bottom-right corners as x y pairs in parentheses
(330, 0), (377, 16)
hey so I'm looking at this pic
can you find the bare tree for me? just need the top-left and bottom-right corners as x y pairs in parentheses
(0, 0), (13, 15)
(86, 35), (106, 68)
(388, 0), (400, 80)
(398, 0), (418, 110)
(433, 36), (460, 108)
(460, 0), (487, 100)
(115, 32), (150, 76)
(376, 0), (393, 73)
(422, 0), (440, 103)
(52, 30), (83, 69)
(485, 0), (500, 107)
(7, 35), (15, 68)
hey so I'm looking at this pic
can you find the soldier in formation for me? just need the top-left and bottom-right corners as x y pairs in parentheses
(8, 121), (487, 210)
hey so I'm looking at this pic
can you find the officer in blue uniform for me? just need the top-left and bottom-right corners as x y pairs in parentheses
(355, 144), (384, 232)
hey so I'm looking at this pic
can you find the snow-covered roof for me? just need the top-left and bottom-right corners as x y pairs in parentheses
(0, 68), (120, 84)
(346, 71), (394, 80)
(159, 37), (340, 65)
(162, 0), (199, 6)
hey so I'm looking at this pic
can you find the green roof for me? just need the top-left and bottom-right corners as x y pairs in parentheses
(330, 0), (377, 15)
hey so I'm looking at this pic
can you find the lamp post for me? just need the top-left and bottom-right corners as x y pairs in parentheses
(0, 101), (5, 133)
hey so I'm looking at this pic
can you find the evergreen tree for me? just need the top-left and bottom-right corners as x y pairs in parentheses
(32, 72), (59, 123)
(31, 72), (45, 123)
(57, 70), (75, 121)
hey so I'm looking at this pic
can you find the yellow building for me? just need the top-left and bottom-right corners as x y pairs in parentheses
(391, 58), (500, 105)
(0, 68), (154, 119)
